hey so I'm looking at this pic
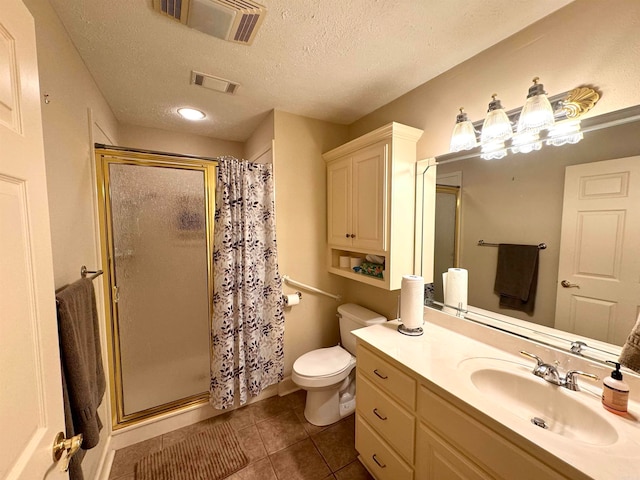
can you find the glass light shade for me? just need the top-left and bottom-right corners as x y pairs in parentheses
(481, 95), (512, 144)
(517, 78), (555, 134)
(449, 109), (477, 152)
(177, 107), (206, 120)
(481, 141), (507, 160)
(511, 131), (542, 154)
(546, 119), (583, 147)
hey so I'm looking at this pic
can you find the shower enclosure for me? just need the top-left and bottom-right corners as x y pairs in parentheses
(95, 147), (216, 427)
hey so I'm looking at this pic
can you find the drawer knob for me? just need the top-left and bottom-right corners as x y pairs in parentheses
(373, 408), (387, 420)
(372, 454), (387, 468)
(373, 369), (388, 380)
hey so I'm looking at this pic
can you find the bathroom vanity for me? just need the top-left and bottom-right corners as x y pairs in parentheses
(353, 307), (640, 480)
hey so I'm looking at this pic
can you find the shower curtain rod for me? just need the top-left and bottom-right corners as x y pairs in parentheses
(282, 275), (342, 301)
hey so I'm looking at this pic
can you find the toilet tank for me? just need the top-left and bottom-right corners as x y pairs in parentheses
(338, 303), (387, 355)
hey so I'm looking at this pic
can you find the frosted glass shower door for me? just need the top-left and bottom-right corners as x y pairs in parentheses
(108, 162), (210, 417)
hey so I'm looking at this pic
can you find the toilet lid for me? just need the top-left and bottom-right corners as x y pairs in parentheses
(294, 346), (353, 377)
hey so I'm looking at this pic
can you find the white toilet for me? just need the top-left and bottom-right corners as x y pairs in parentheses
(292, 303), (387, 426)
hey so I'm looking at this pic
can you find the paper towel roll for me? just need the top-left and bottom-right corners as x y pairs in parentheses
(285, 293), (300, 306)
(350, 257), (363, 269)
(339, 256), (350, 268)
(443, 268), (468, 311)
(400, 275), (424, 329)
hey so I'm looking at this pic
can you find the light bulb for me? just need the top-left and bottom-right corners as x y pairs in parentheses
(177, 107), (206, 120)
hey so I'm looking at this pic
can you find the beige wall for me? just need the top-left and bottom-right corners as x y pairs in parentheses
(349, 0), (640, 159)
(119, 123), (244, 159)
(272, 111), (349, 375)
(345, 0), (640, 318)
(245, 111), (274, 162)
(25, 0), (119, 287)
(24, 0), (119, 477)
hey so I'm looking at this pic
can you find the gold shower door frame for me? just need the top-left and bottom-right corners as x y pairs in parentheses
(95, 147), (217, 429)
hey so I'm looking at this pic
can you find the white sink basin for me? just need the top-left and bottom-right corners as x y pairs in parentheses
(458, 357), (618, 446)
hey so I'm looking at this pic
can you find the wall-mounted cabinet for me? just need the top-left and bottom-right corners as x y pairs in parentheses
(327, 142), (387, 251)
(324, 122), (432, 290)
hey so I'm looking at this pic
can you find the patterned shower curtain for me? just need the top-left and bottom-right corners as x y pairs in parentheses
(210, 157), (285, 409)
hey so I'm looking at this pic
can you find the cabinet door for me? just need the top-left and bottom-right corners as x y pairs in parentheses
(352, 142), (388, 251)
(416, 423), (492, 480)
(327, 156), (352, 247)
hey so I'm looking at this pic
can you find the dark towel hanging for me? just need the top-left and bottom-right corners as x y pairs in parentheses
(493, 244), (540, 315)
(56, 277), (106, 479)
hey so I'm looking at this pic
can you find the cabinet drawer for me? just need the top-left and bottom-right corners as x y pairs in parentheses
(356, 414), (413, 480)
(357, 344), (416, 410)
(357, 373), (415, 463)
(418, 385), (569, 480)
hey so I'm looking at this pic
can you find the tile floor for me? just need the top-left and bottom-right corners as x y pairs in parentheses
(108, 391), (373, 480)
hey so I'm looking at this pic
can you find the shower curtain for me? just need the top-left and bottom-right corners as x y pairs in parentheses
(210, 157), (285, 409)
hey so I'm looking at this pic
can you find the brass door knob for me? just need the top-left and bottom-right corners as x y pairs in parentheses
(561, 280), (580, 288)
(52, 431), (83, 472)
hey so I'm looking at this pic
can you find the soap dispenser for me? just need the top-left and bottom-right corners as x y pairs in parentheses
(602, 361), (629, 414)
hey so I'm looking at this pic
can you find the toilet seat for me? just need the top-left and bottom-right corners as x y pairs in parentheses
(292, 345), (356, 389)
(293, 345), (353, 377)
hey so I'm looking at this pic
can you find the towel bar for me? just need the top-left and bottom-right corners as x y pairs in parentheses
(80, 265), (104, 280)
(477, 240), (547, 250)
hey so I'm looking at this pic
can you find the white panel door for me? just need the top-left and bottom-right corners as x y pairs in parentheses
(0, 1), (66, 478)
(555, 156), (640, 344)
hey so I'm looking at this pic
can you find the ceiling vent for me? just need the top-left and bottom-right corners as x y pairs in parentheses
(153, 0), (266, 45)
(191, 71), (239, 94)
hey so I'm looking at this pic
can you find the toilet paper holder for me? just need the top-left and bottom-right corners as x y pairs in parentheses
(283, 291), (302, 305)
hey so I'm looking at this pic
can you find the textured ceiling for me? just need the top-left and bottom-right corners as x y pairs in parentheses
(47, 0), (573, 142)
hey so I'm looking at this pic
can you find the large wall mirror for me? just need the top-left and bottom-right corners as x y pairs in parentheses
(429, 105), (640, 363)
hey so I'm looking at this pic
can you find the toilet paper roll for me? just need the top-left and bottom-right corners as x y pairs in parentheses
(285, 293), (300, 307)
(400, 275), (424, 329)
(339, 256), (350, 268)
(443, 268), (468, 311)
(350, 257), (363, 269)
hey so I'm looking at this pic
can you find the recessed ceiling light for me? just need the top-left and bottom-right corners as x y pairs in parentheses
(177, 107), (206, 120)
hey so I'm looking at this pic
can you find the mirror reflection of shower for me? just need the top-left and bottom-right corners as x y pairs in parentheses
(433, 184), (461, 303)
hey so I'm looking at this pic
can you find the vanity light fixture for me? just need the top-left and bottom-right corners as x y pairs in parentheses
(480, 94), (513, 144)
(511, 131), (542, 154)
(480, 141), (508, 160)
(479, 94), (512, 160)
(449, 108), (478, 152)
(517, 77), (555, 135)
(177, 107), (206, 121)
(449, 82), (600, 159)
(546, 119), (584, 147)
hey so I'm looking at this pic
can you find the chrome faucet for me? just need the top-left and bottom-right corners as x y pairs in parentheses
(520, 351), (598, 391)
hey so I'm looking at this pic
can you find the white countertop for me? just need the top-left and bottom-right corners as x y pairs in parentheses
(353, 310), (640, 480)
